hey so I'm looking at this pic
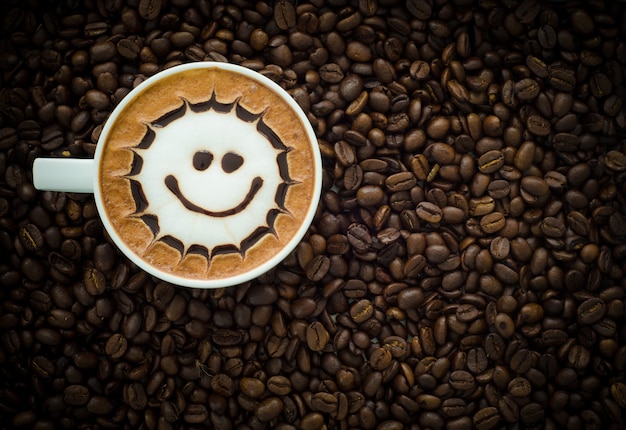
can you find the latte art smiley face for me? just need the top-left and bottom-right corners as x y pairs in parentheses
(97, 66), (319, 284)
(126, 93), (295, 264)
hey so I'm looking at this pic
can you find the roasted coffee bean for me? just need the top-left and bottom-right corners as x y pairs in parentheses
(306, 321), (330, 352)
(84, 267), (106, 295)
(526, 114), (551, 136)
(416, 201), (443, 224)
(385, 172), (416, 192)
(480, 212), (505, 234)
(478, 150), (504, 174)
(406, 0), (432, 19)
(473, 406), (500, 430)
(183, 404), (208, 424)
(138, 0), (161, 20)
(31, 356), (55, 378)
(540, 216), (566, 238)
(578, 298), (606, 325)
(64, 385), (89, 406)
(350, 299), (373, 324)
(515, 78), (540, 100)
(498, 394), (519, 423)
(605, 150), (626, 172)
(18, 223), (44, 252)
(306, 255), (330, 281)
(449, 370), (475, 392)
(410, 154), (430, 181)
(520, 403), (544, 425)
(267, 375), (291, 396)
(105, 333), (127, 359)
(347, 223), (371, 252)
(311, 392), (337, 414)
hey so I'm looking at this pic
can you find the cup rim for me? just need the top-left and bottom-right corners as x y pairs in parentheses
(93, 62), (322, 288)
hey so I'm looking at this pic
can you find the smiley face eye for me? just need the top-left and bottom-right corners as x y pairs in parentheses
(193, 151), (213, 171)
(222, 152), (244, 173)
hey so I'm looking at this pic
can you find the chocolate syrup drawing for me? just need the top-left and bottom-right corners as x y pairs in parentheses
(124, 91), (296, 269)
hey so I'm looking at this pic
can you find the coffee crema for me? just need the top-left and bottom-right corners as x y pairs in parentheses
(98, 66), (318, 281)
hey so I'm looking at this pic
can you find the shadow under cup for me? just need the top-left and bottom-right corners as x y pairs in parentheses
(92, 62), (322, 288)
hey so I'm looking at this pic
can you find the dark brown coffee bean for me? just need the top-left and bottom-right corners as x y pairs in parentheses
(571, 9), (594, 35)
(526, 114), (551, 136)
(520, 403), (544, 426)
(373, 58), (396, 84)
(578, 298), (606, 325)
(480, 212), (505, 234)
(478, 150), (504, 174)
(540, 216), (566, 238)
(306, 255), (330, 281)
(64, 385), (89, 406)
(256, 397), (284, 421)
(18, 223), (44, 252)
(343, 164), (363, 191)
(473, 406), (500, 430)
(509, 348), (533, 374)
(508, 376), (532, 397)
(306, 321), (330, 352)
(105, 333), (127, 359)
(515, 78), (540, 100)
(494, 313), (515, 338)
(369, 346), (392, 370)
(274, 0), (296, 30)
(416, 201), (443, 224)
(385, 172), (416, 192)
(526, 56), (548, 78)
(300, 412), (325, 430)
(183, 404), (208, 424)
(410, 154), (429, 181)
(397, 287), (424, 310)
(0, 127), (17, 150)
(117, 38), (142, 60)
(498, 394), (519, 423)
(356, 185), (384, 207)
(266, 375), (291, 396)
(447, 79), (469, 103)
(90, 41), (116, 62)
(467, 348), (488, 374)
(347, 223), (371, 252)
(47, 309), (76, 329)
(311, 392), (338, 414)
(319, 63), (344, 84)
(605, 150), (626, 172)
(138, 0), (161, 20)
(611, 382), (626, 408)
(31, 355), (55, 378)
(406, 0), (432, 19)
(449, 370), (475, 392)
(34, 328), (61, 346)
(549, 68), (576, 92)
(515, 0), (540, 23)
(350, 299), (374, 324)
(84, 267), (106, 295)
(487, 180), (510, 200)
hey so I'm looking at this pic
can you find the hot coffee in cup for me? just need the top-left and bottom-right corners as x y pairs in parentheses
(33, 63), (322, 289)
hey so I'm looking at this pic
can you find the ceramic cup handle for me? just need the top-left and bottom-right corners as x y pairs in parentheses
(33, 158), (96, 193)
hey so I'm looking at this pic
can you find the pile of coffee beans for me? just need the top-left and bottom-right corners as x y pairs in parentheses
(1, 0), (626, 428)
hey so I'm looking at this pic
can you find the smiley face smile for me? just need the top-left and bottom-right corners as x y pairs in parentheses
(165, 174), (263, 218)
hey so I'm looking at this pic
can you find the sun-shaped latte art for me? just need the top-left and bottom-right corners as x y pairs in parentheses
(97, 65), (320, 285)
(124, 92), (295, 269)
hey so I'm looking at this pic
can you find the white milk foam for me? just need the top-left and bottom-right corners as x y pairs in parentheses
(132, 104), (285, 255)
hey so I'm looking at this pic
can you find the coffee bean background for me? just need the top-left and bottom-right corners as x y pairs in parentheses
(1, 0), (626, 429)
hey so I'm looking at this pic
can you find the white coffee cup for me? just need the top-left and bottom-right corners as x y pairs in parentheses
(33, 62), (322, 289)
